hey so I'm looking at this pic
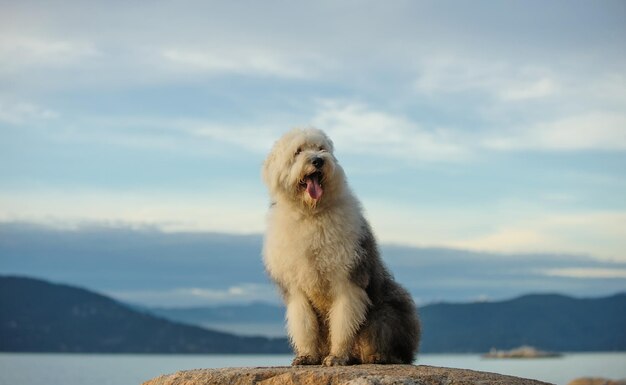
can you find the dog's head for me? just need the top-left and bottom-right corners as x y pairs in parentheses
(263, 128), (344, 209)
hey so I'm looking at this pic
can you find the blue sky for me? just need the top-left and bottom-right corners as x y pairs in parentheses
(1, 0), (625, 284)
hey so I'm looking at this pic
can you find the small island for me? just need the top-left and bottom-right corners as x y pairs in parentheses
(483, 345), (562, 359)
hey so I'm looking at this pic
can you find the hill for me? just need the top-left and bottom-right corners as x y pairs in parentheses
(153, 293), (626, 353)
(420, 293), (626, 352)
(0, 276), (290, 353)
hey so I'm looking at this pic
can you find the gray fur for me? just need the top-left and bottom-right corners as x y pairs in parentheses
(349, 224), (421, 364)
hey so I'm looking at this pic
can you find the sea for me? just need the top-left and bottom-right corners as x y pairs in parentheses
(0, 352), (624, 385)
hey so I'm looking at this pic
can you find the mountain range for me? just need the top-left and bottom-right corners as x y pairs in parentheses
(152, 293), (626, 353)
(2, 275), (625, 353)
(0, 276), (289, 353)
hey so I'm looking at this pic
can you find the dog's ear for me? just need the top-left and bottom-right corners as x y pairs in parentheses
(317, 128), (334, 153)
(326, 136), (335, 154)
(262, 148), (278, 192)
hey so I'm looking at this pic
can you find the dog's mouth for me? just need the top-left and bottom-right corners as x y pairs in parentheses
(300, 172), (323, 200)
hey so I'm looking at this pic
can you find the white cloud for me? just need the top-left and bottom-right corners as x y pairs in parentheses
(80, 107), (466, 162)
(364, 197), (626, 262)
(414, 56), (560, 101)
(499, 77), (559, 101)
(34, 103), (468, 162)
(108, 283), (280, 306)
(309, 98), (626, 163)
(26, 98), (624, 169)
(0, 99), (58, 124)
(449, 212), (626, 261)
(483, 112), (626, 151)
(542, 268), (626, 279)
(451, 228), (553, 254)
(0, 189), (268, 234)
(185, 284), (277, 301)
(161, 47), (323, 79)
(412, 54), (626, 153)
(588, 73), (626, 107)
(186, 123), (280, 153)
(0, 35), (100, 72)
(312, 100), (469, 162)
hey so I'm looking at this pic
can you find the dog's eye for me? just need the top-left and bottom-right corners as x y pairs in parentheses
(318, 146), (325, 152)
(294, 147), (302, 156)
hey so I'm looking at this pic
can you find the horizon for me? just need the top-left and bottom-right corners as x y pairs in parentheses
(3, 274), (626, 308)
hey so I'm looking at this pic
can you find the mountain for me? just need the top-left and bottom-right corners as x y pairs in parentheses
(152, 293), (626, 353)
(419, 293), (626, 352)
(0, 276), (290, 353)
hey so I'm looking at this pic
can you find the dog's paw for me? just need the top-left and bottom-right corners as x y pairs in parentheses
(291, 355), (320, 366)
(363, 354), (383, 364)
(322, 354), (349, 366)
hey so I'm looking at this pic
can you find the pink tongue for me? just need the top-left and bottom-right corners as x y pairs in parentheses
(306, 177), (323, 200)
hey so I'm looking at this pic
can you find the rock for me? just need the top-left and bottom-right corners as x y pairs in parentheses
(483, 346), (562, 359)
(142, 364), (553, 385)
(568, 378), (626, 385)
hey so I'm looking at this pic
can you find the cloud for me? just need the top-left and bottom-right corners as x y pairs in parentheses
(185, 123), (279, 153)
(542, 268), (626, 279)
(312, 100), (469, 162)
(0, 189), (268, 234)
(364, 197), (626, 262)
(108, 284), (280, 307)
(24, 102), (466, 162)
(412, 54), (626, 153)
(0, 99), (58, 124)
(161, 47), (324, 79)
(414, 56), (560, 101)
(482, 111), (626, 151)
(308, 99), (626, 165)
(2, 2), (623, 148)
(186, 284), (278, 302)
(449, 212), (626, 261)
(420, 63), (626, 154)
(0, 35), (100, 73)
(499, 77), (559, 101)
(451, 228), (553, 254)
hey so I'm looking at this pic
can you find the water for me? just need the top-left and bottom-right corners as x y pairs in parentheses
(418, 353), (626, 384)
(0, 352), (624, 385)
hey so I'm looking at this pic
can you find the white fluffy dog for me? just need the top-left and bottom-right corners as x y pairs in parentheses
(262, 128), (420, 366)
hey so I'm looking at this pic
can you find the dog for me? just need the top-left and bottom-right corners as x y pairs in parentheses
(262, 127), (420, 366)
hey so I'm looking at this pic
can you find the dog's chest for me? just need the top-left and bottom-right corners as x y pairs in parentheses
(265, 209), (361, 296)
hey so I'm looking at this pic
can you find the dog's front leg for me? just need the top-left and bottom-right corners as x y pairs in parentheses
(324, 282), (371, 366)
(286, 289), (321, 365)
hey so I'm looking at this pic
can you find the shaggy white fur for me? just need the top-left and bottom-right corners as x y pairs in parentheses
(262, 127), (420, 366)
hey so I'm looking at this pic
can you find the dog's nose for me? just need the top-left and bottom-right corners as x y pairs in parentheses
(312, 157), (325, 169)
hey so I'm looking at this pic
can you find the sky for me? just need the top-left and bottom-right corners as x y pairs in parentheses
(1, 1), (626, 302)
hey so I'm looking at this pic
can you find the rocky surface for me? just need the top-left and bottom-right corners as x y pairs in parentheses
(142, 365), (553, 385)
